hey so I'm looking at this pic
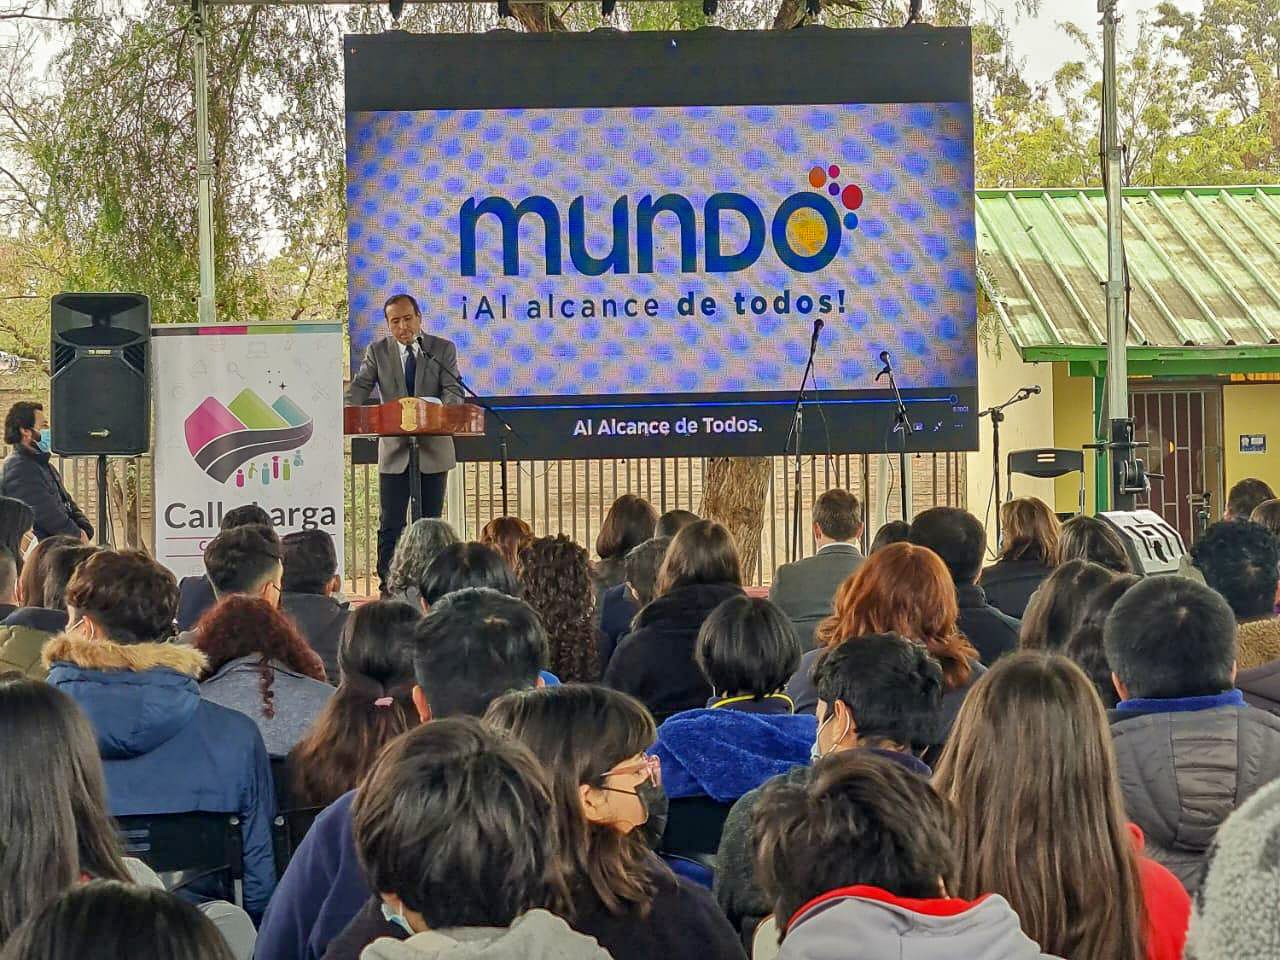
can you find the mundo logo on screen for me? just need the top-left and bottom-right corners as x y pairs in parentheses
(185, 389), (313, 488)
(459, 164), (865, 277)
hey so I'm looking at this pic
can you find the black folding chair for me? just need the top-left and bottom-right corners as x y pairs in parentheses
(1007, 448), (1086, 517)
(271, 805), (325, 878)
(267, 755), (327, 877)
(116, 812), (245, 907)
(661, 795), (735, 858)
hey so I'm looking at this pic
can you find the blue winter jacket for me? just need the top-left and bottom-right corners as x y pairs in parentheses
(254, 790), (366, 960)
(653, 705), (817, 803)
(43, 635), (277, 920)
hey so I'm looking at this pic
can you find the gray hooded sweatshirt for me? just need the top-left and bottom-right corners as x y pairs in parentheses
(779, 889), (1060, 960)
(359, 910), (613, 960)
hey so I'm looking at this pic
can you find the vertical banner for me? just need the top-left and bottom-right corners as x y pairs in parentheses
(152, 323), (345, 579)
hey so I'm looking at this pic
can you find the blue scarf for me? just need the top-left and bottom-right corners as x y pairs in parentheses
(1115, 688), (1245, 714)
(653, 708), (817, 802)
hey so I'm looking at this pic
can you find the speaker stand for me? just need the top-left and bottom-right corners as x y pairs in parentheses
(96, 455), (108, 547)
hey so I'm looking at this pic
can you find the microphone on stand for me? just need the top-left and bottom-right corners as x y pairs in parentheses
(810, 317), (825, 349)
(875, 350), (892, 381)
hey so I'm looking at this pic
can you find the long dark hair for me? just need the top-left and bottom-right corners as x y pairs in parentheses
(1, 881), (234, 960)
(595, 495), (657, 562)
(933, 652), (1146, 960)
(17, 535), (77, 607)
(288, 600), (420, 808)
(1063, 573), (1139, 709)
(0, 496), (33, 575)
(485, 684), (663, 918)
(1019, 560), (1118, 653)
(654, 520), (742, 597)
(43, 546), (98, 613)
(192, 596), (327, 718)
(518, 535), (599, 682)
(0, 676), (130, 944)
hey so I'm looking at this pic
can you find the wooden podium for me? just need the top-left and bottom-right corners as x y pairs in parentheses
(344, 399), (486, 521)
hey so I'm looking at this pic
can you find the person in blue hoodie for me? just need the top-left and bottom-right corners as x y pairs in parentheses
(41, 549), (277, 921)
(253, 587), (546, 960)
(651, 596), (815, 857)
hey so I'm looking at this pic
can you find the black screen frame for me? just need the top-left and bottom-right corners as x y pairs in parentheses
(345, 27), (978, 461)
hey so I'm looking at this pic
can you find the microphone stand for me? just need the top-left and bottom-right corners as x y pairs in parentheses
(978, 387), (1038, 544)
(786, 320), (823, 563)
(417, 340), (521, 517)
(877, 356), (913, 521)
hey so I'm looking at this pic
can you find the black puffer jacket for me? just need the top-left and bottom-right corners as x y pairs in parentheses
(955, 582), (1020, 666)
(281, 592), (350, 684)
(0, 444), (91, 540)
(977, 559), (1052, 620)
(603, 582), (744, 722)
(1110, 695), (1280, 894)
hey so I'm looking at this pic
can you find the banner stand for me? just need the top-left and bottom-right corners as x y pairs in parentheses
(152, 322), (345, 579)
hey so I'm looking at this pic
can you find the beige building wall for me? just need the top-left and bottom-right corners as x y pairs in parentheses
(1223, 382), (1280, 496)
(965, 324), (1056, 551)
(1052, 363), (1098, 514)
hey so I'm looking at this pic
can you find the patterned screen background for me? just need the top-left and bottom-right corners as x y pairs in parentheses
(346, 101), (977, 398)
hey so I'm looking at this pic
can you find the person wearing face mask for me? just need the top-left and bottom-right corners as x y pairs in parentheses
(256, 589), (547, 960)
(326, 685), (746, 960)
(715, 633), (944, 944)
(0, 400), (93, 542)
(352, 717), (611, 960)
(41, 549), (278, 922)
(485, 685), (747, 960)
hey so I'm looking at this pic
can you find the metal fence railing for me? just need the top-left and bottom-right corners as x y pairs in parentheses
(56, 456), (152, 553)
(58, 451), (967, 598)
(348, 452), (967, 597)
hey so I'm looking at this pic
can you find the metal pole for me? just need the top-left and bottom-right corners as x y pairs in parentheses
(192, 0), (217, 323)
(97, 455), (109, 546)
(1100, 0), (1135, 509)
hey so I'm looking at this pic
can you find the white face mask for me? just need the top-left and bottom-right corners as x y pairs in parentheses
(71, 618), (99, 643)
(380, 900), (415, 936)
(810, 708), (851, 762)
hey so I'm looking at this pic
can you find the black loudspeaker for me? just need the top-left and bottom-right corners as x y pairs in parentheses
(50, 293), (151, 456)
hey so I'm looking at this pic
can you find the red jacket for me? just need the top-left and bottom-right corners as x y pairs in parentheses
(1132, 824), (1190, 960)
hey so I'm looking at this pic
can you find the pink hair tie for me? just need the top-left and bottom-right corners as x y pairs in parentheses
(373, 697), (394, 708)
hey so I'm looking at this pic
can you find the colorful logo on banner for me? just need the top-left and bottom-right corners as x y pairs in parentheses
(458, 167), (869, 278)
(185, 388), (313, 487)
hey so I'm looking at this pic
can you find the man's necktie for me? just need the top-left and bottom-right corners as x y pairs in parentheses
(404, 344), (417, 396)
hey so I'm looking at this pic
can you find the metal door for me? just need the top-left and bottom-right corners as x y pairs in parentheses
(1130, 385), (1224, 546)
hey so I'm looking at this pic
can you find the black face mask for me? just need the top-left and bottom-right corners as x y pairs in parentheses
(637, 778), (669, 850)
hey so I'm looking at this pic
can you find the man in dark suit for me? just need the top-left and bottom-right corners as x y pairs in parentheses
(346, 294), (463, 590)
(769, 489), (864, 651)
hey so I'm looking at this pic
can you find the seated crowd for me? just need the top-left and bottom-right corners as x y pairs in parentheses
(4, 477), (1280, 960)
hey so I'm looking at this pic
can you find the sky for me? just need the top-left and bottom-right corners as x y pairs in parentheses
(990, 0), (1203, 86)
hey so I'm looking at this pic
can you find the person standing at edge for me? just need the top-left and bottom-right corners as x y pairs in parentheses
(346, 295), (462, 594)
(1, 401), (92, 543)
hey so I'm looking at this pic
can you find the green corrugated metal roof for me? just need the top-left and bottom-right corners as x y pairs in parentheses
(976, 186), (1280, 360)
